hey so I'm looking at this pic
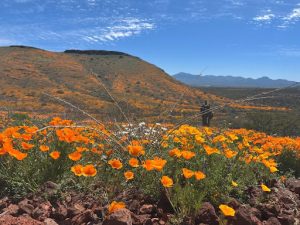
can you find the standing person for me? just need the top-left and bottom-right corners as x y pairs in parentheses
(201, 100), (213, 127)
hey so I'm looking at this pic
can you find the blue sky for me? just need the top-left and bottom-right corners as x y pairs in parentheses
(0, 0), (300, 81)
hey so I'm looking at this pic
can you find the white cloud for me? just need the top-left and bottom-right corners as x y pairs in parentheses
(283, 7), (300, 21)
(83, 18), (155, 43)
(0, 38), (15, 45)
(253, 13), (275, 22)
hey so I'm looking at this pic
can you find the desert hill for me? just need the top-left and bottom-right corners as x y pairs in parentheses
(0, 46), (227, 121)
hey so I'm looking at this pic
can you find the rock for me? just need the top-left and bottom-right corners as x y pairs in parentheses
(18, 199), (35, 215)
(0, 215), (43, 225)
(264, 217), (281, 225)
(0, 197), (9, 211)
(157, 192), (174, 214)
(140, 204), (155, 214)
(3, 204), (20, 216)
(131, 213), (151, 225)
(128, 200), (140, 213)
(44, 218), (59, 225)
(277, 214), (296, 225)
(103, 208), (133, 225)
(228, 199), (241, 210)
(44, 181), (59, 190)
(32, 201), (52, 220)
(195, 202), (218, 225)
(234, 205), (262, 225)
(71, 209), (97, 225)
(259, 203), (279, 218)
(285, 178), (300, 195)
(52, 202), (68, 220)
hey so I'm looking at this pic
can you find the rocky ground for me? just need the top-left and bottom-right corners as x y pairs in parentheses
(0, 179), (299, 225)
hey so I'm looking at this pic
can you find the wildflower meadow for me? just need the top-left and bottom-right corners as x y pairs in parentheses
(0, 115), (299, 224)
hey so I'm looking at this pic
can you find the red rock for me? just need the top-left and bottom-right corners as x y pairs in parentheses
(52, 202), (68, 220)
(18, 199), (34, 215)
(0, 215), (43, 225)
(277, 214), (296, 225)
(32, 201), (52, 220)
(139, 204), (155, 214)
(71, 209), (97, 225)
(264, 217), (281, 225)
(103, 208), (133, 225)
(3, 204), (19, 216)
(233, 205), (262, 225)
(157, 192), (174, 214)
(0, 197), (9, 211)
(44, 218), (59, 225)
(132, 213), (151, 225)
(195, 202), (218, 225)
(285, 178), (300, 195)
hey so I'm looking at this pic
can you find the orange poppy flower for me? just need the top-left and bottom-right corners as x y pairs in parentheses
(182, 168), (194, 179)
(124, 171), (134, 180)
(224, 149), (237, 159)
(128, 145), (145, 156)
(21, 134), (32, 141)
(50, 151), (60, 160)
(161, 176), (173, 188)
(169, 148), (182, 158)
(39, 145), (50, 152)
(68, 151), (82, 161)
(219, 204), (235, 217)
(108, 201), (126, 214)
(108, 159), (123, 169)
(9, 149), (28, 160)
(129, 158), (139, 167)
(181, 151), (196, 160)
(203, 145), (220, 155)
(195, 171), (206, 180)
(21, 142), (34, 150)
(82, 164), (97, 177)
(71, 164), (83, 176)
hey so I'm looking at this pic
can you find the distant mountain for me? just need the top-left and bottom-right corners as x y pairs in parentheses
(173, 73), (297, 88)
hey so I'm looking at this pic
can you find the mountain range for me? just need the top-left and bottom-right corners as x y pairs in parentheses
(173, 72), (297, 88)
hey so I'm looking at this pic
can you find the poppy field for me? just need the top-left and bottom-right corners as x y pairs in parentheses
(0, 116), (300, 224)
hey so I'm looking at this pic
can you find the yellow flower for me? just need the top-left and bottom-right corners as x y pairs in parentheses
(195, 171), (206, 180)
(219, 204), (235, 217)
(261, 184), (271, 192)
(182, 168), (194, 179)
(124, 171), (134, 181)
(231, 181), (238, 187)
(161, 176), (173, 188)
(108, 201), (126, 214)
(269, 166), (278, 173)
